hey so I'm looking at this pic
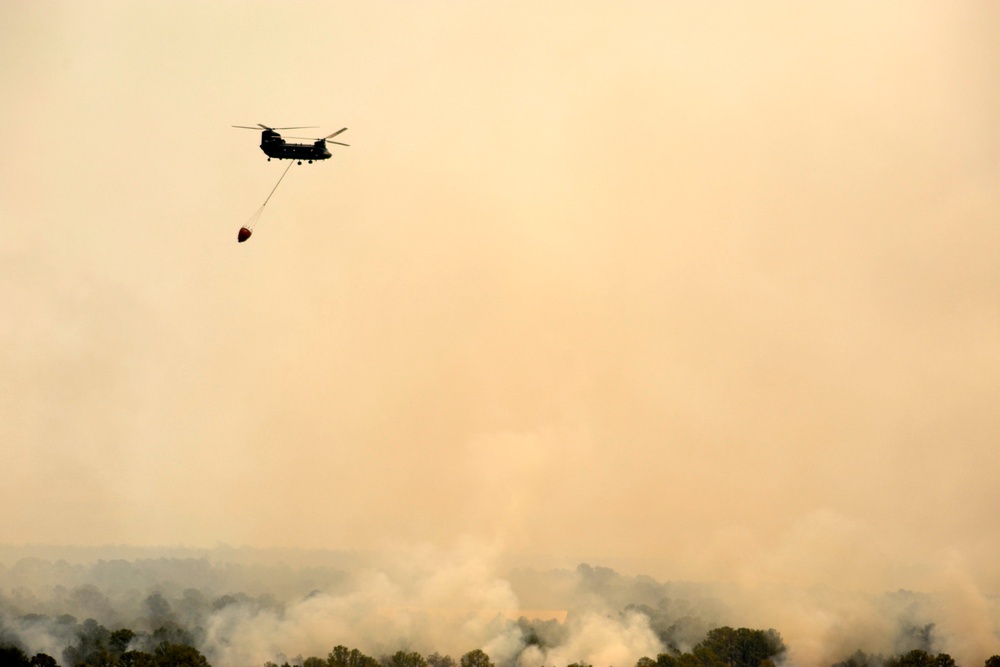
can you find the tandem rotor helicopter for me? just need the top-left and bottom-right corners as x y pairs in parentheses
(232, 123), (349, 243)
(233, 123), (349, 164)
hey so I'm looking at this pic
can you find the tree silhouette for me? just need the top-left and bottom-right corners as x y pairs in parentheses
(0, 645), (31, 667)
(459, 650), (493, 667)
(383, 651), (427, 667)
(152, 642), (209, 667)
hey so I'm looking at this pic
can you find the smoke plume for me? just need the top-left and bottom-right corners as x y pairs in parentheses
(2, 546), (998, 667)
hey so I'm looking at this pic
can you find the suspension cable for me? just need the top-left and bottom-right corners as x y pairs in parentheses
(262, 160), (294, 209)
(244, 160), (295, 232)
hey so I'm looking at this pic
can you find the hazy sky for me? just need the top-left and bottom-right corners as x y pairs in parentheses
(3, 0), (1000, 608)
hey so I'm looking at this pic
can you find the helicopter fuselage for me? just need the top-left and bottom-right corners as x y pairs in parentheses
(260, 130), (331, 162)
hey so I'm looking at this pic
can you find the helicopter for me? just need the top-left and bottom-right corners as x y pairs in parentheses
(233, 124), (349, 164)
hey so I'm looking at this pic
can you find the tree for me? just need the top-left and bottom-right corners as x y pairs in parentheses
(985, 657), (1000, 667)
(636, 654), (677, 667)
(831, 650), (885, 667)
(152, 643), (209, 667)
(30, 654), (59, 667)
(152, 623), (195, 648)
(119, 651), (158, 667)
(330, 646), (379, 667)
(0, 645), (31, 667)
(330, 646), (353, 667)
(884, 650), (961, 667)
(459, 650), (493, 667)
(673, 655), (701, 667)
(110, 629), (137, 657)
(427, 653), (455, 667)
(64, 619), (114, 667)
(692, 627), (785, 667)
(145, 594), (174, 626)
(885, 650), (934, 667)
(384, 651), (426, 667)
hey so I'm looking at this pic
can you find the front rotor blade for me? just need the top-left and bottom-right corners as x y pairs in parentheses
(233, 125), (263, 130)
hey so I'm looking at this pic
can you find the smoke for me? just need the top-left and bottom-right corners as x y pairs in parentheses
(2, 546), (999, 667)
(4, 2), (1000, 666)
(514, 610), (662, 667)
(200, 542), (522, 665)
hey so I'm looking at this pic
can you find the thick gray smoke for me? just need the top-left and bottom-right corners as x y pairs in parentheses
(1, 546), (998, 667)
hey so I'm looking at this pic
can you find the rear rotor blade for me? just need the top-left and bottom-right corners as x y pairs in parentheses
(233, 125), (263, 130)
(285, 127), (350, 147)
(284, 136), (350, 146)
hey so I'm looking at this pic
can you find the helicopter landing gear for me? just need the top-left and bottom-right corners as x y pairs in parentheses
(297, 161), (302, 165)
(308, 160), (313, 164)
(267, 158), (271, 161)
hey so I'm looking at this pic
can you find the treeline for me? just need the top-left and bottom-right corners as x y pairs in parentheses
(636, 643), (1000, 667)
(831, 650), (1000, 667)
(267, 647), (497, 667)
(257, 635), (1000, 667)
(0, 616), (211, 667)
(270, 632), (783, 667)
(256, 632), (1000, 667)
(0, 641), (208, 667)
(2, 624), (1000, 667)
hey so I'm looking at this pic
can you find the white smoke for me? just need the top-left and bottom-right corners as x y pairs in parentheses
(201, 541), (524, 667)
(2, 543), (999, 667)
(517, 610), (662, 667)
